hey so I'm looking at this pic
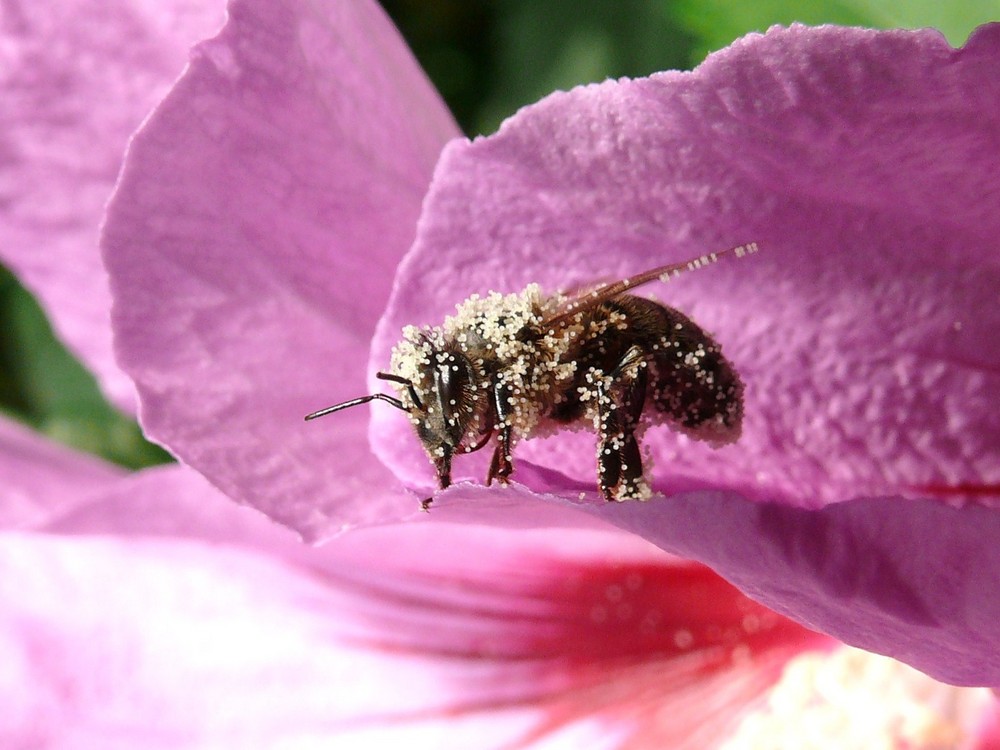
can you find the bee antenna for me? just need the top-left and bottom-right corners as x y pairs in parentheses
(304, 392), (407, 421)
(376, 371), (424, 410)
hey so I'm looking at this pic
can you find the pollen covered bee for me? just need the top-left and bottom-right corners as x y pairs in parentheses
(307, 243), (757, 509)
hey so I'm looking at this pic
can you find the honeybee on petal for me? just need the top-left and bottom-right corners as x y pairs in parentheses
(307, 243), (757, 509)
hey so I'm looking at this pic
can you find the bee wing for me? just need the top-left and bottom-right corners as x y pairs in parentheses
(541, 242), (758, 329)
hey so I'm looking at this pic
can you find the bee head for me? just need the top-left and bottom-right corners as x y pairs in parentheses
(306, 332), (488, 494)
(397, 346), (480, 489)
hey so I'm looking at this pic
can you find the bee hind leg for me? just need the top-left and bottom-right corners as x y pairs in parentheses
(486, 443), (512, 486)
(596, 346), (649, 501)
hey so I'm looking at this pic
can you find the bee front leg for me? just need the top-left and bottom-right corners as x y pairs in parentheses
(596, 347), (649, 501)
(486, 378), (514, 486)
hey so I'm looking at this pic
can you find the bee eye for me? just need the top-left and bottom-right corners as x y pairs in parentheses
(433, 352), (472, 438)
(436, 364), (460, 418)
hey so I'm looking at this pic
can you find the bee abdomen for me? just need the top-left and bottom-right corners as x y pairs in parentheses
(639, 300), (743, 444)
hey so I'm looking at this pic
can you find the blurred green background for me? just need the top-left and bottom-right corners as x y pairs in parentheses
(1, 0), (995, 469)
(379, 0), (996, 136)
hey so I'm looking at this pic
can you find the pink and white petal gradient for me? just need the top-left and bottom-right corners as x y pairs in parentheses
(0, 416), (123, 529)
(7, 454), (1000, 748)
(2, 460), (825, 750)
(102, 0), (460, 533)
(2, 405), (997, 747)
(0, 0), (226, 412)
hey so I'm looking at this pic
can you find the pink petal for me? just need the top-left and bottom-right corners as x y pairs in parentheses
(417, 481), (1000, 687)
(3, 466), (823, 748)
(368, 24), (1000, 685)
(0, 417), (123, 529)
(372, 23), (1000, 506)
(593, 490), (1000, 687)
(977, 701), (1000, 749)
(102, 0), (460, 539)
(0, 0), (226, 411)
(18, 462), (995, 745)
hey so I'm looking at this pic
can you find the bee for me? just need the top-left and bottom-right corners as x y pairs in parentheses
(306, 243), (757, 509)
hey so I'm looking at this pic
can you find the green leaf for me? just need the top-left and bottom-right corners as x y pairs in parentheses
(381, 0), (699, 136)
(475, 0), (696, 134)
(0, 264), (172, 470)
(671, 0), (1000, 65)
(849, 0), (1000, 45)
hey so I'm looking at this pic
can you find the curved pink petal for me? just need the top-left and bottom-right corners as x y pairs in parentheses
(0, 0), (226, 411)
(369, 25), (1000, 684)
(4, 465), (824, 748)
(373, 23), (1000, 504)
(102, 0), (460, 539)
(594, 491), (1000, 688)
(415, 481), (1000, 687)
(14, 459), (996, 745)
(0, 533), (817, 749)
(0, 417), (123, 529)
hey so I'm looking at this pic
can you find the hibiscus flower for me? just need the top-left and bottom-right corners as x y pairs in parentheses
(2, 0), (999, 746)
(97, 0), (1000, 688)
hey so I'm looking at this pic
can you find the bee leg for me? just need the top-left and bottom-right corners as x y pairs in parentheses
(486, 378), (515, 486)
(486, 445), (505, 486)
(596, 347), (648, 500)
